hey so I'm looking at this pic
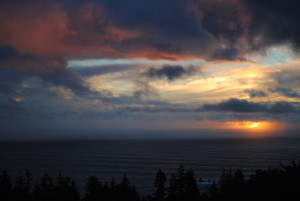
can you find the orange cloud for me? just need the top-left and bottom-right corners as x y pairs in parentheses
(124, 47), (199, 61)
(0, 2), (70, 56)
(0, 1), (139, 60)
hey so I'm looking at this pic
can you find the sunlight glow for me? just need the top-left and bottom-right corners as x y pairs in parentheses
(223, 121), (282, 138)
(229, 121), (278, 132)
(240, 121), (262, 128)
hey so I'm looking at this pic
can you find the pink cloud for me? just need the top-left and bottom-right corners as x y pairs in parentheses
(0, 1), (140, 60)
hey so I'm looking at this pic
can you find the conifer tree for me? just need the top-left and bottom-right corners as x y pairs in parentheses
(154, 169), (167, 201)
(83, 176), (103, 201)
(183, 169), (200, 201)
(0, 171), (12, 201)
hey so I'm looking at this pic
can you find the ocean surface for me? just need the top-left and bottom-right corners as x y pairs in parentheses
(1, 138), (300, 195)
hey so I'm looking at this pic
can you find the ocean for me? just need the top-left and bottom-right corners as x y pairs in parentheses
(1, 138), (300, 195)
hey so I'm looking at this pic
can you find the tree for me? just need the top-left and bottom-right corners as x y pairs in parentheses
(0, 170), (12, 201)
(167, 174), (176, 201)
(209, 181), (218, 198)
(83, 176), (103, 201)
(54, 174), (80, 201)
(13, 171), (31, 201)
(233, 169), (244, 186)
(183, 169), (200, 201)
(32, 173), (54, 201)
(154, 169), (167, 201)
(167, 164), (188, 201)
(110, 176), (140, 201)
(121, 176), (129, 187)
(219, 169), (234, 195)
(103, 181), (110, 201)
(174, 164), (185, 201)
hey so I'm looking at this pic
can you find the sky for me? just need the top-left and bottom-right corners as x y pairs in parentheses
(1, 0), (300, 139)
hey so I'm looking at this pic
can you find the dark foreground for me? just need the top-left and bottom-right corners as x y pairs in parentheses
(1, 138), (300, 194)
(1, 161), (300, 201)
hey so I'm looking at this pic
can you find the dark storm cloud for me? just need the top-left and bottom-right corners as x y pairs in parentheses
(0, 46), (36, 61)
(196, 1), (244, 43)
(97, 0), (300, 58)
(0, 68), (24, 95)
(211, 47), (243, 61)
(42, 69), (91, 94)
(201, 98), (265, 113)
(3, 0), (300, 63)
(244, 0), (300, 50)
(200, 98), (297, 114)
(97, 0), (204, 38)
(143, 65), (196, 81)
(192, 0), (300, 55)
(82, 0), (300, 59)
(268, 87), (300, 98)
(268, 102), (295, 114)
(0, 46), (91, 94)
(59, 0), (215, 60)
(244, 89), (268, 98)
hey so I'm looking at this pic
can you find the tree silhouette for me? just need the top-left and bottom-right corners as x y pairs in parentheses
(208, 181), (218, 198)
(0, 170), (12, 201)
(219, 168), (234, 196)
(54, 174), (80, 201)
(103, 181), (110, 201)
(183, 169), (200, 201)
(1, 161), (300, 201)
(167, 173), (176, 201)
(12, 171), (31, 201)
(109, 176), (140, 201)
(154, 169), (167, 201)
(32, 173), (54, 201)
(167, 165), (200, 201)
(174, 164), (185, 201)
(83, 176), (103, 201)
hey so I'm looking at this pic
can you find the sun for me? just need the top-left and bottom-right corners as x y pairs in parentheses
(242, 121), (262, 128)
(229, 121), (265, 130)
(222, 121), (284, 138)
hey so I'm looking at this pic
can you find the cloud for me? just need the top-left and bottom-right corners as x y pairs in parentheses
(94, 0), (215, 59)
(0, 45), (95, 96)
(0, 95), (26, 114)
(268, 87), (300, 98)
(200, 98), (297, 114)
(268, 102), (295, 114)
(244, 0), (300, 50)
(0, 68), (24, 95)
(0, 46), (64, 76)
(143, 65), (196, 81)
(191, 0), (300, 59)
(0, 1), (139, 59)
(41, 69), (91, 94)
(244, 89), (268, 98)
(270, 69), (300, 89)
(132, 79), (158, 99)
(195, 0), (244, 43)
(212, 47), (244, 61)
(2, 0), (300, 132)
(3, 0), (300, 63)
(201, 98), (265, 113)
(75, 65), (139, 77)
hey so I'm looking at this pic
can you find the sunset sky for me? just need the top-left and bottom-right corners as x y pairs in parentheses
(1, 0), (300, 139)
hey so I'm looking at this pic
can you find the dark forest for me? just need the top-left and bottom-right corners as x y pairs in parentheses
(1, 161), (300, 201)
